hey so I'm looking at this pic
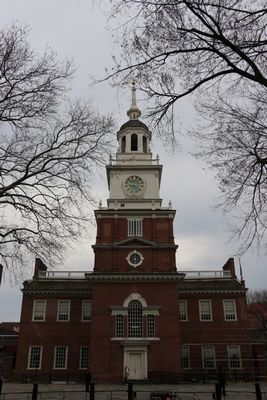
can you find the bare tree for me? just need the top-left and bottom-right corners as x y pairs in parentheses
(106, 0), (267, 253)
(108, 0), (267, 120)
(194, 87), (267, 252)
(247, 289), (267, 338)
(0, 25), (114, 279)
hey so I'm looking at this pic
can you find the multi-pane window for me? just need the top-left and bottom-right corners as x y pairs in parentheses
(116, 315), (124, 338)
(32, 300), (46, 321)
(228, 346), (242, 369)
(128, 300), (143, 338)
(181, 346), (190, 369)
(80, 347), (90, 369)
(223, 300), (237, 321)
(28, 346), (42, 369)
(57, 300), (70, 321)
(179, 300), (188, 321)
(199, 300), (212, 321)
(202, 346), (216, 369)
(147, 315), (155, 338)
(82, 300), (91, 321)
(128, 219), (142, 237)
(54, 346), (68, 369)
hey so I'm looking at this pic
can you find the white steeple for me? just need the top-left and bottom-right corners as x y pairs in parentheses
(106, 83), (163, 210)
(127, 80), (141, 120)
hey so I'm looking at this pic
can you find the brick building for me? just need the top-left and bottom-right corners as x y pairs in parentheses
(0, 322), (19, 380)
(14, 85), (253, 383)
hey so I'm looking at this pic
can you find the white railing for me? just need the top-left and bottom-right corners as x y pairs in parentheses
(38, 270), (232, 280)
(183, 270), (232, 279)
(109, 158), (160, 166)
(38, 271), (92, 279)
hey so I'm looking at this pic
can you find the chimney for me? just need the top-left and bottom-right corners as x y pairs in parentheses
(222, 258), (236, 278)
(33, 258), (47, 279)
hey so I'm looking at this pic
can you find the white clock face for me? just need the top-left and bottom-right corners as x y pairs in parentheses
(124, 175), (144, 195)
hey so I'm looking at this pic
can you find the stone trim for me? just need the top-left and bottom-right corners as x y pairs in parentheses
(178, 290), (246, 295)
(86, 272), (184, 282)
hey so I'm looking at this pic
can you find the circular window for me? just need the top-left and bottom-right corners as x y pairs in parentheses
(130, 253), (141, 265)
(126, 251), (144, 267)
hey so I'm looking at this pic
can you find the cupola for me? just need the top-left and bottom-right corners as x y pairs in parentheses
(117, 81), (151, 154)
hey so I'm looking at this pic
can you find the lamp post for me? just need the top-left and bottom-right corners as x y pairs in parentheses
(32, 355), (39, 400)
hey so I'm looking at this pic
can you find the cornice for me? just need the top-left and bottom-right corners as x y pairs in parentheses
(106, 164), (163, 172)
(94, 209), (176, 217)
(92, 243), (178, 249)
(178, 289), (247, 295)
(85, 272), (185, 282)
(22, 289), (91, 297)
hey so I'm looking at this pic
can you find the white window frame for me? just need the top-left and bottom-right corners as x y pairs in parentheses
(179, 300), (188, 321)
(79, 346), (90, 369)
(128, 300), (143, 338)
(27, 346), (42, 369)
(128, 219), (143, 237)
(32, 300), (46, 321)
(181, 345), (190, 369)
(53, 346), (68, 369)
(202, 346), (216, 369)
(223, 299), (237, 321)
(147, 314), (155, 338)
(228, 346), (242, 369)
(115, 315), (124, 338)
(199, 300), (213, 321)
(57, 300), (70, 321)
(82, 300), (91, 321)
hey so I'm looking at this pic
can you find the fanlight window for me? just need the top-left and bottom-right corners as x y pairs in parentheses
(128, 300), (143, 337)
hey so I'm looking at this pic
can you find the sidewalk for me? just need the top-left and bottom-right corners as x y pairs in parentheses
(1, 382), (267, 400)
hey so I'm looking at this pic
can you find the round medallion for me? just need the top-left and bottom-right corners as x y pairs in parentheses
(129, 253), (141, 265)
(125, 175), (144, 195)
(126, 250), (144, 267)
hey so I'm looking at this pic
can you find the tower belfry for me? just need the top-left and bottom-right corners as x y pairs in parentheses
(107, 82), (162, 210)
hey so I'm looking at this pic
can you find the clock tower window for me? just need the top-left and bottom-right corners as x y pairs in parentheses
(128, 219), (142, 237)
(131, 133), (138, 151)
(121, 136), (126, 153)
(143, 136), (147, 153)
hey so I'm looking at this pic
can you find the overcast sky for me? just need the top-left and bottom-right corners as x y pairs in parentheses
(0, 0), (266, 321)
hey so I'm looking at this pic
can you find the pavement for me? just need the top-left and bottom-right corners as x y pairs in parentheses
(1, 382), (267, 400)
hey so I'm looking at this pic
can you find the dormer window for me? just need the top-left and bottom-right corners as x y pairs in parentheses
(131, 134), (138, 151)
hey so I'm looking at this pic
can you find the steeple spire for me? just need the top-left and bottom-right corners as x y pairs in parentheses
(127, 80), (141, 120)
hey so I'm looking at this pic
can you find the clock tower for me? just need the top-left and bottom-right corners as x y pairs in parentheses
(89, 83), (183, 382)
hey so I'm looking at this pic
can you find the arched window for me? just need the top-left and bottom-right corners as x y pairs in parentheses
(143, 136), (147, 153)
(128, 300), (143, 337)
(131, 134), (138, 151)
(121, 136), (126, 153)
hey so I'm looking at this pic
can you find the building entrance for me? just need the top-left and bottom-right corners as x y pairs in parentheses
(124, 346), (147, 380)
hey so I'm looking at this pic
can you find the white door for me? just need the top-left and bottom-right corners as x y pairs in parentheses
(128, 352), (143, 380)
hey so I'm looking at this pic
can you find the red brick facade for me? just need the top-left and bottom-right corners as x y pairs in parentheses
(12, 91), (255, 383)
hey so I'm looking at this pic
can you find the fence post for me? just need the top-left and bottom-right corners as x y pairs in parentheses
(90, 382), (95, 400)
(32, 382), (38, 400)
(215, 383), (221, 400)
(255, 383), (262, 400)
(0, 376), (3, 395)
(85, 372), (90, 392)
(128, 382), (133, 400)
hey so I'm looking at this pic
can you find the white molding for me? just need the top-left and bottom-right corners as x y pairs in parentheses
(123, 293), (147, 307)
